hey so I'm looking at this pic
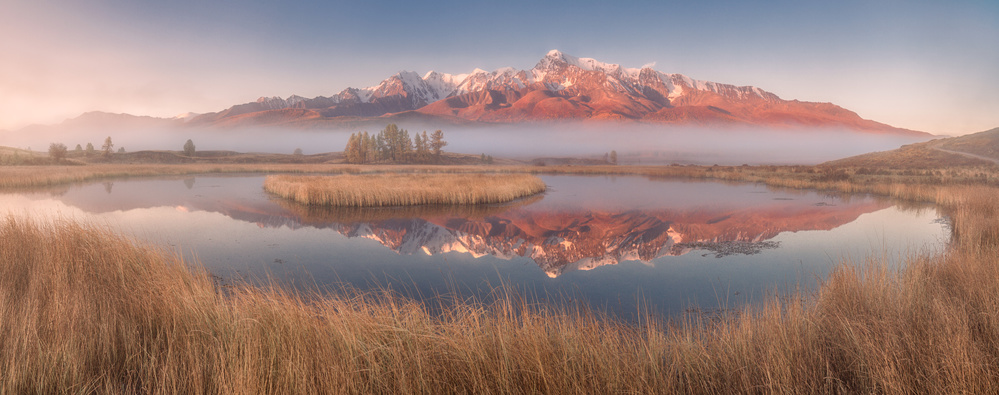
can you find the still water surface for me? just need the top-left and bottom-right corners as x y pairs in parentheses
(1, 174), (948, 317)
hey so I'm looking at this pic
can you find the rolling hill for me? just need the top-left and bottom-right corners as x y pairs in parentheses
(823, 127), (999, 168)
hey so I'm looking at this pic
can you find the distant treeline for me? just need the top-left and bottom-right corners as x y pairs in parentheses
(344, 124), (447, 164)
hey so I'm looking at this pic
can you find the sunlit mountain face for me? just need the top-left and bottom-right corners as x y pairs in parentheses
(188, 50), (928, 137)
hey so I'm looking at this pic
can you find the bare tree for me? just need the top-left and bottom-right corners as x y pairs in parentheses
(101, 137), (114, 158)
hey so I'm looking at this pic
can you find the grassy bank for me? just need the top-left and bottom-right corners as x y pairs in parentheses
(3, 161), (996, 192)
(2, 174), (999, 392)
(263, 173), (547, 207)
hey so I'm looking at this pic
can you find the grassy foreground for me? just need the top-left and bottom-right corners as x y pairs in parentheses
(263, 173), (547, 207)
(2, 170), (999, 393)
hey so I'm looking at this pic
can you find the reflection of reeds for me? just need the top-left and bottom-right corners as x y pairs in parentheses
(2, 184), (999, 393)
(3, 162), (997, 194)
(263, 173), (547, 207)
(274, 193), (543, 224)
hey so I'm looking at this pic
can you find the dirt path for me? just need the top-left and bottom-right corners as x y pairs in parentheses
(931, 146), (999, 165)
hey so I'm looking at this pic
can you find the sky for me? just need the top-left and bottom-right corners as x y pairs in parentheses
(1, 0), (997, 136)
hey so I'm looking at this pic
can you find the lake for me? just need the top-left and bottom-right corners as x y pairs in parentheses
(1, 174), (949, 318)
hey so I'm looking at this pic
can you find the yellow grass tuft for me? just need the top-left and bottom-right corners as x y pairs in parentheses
(263, 173), (547, 207)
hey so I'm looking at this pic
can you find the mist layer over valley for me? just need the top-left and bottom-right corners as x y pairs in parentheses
(0, 118), (930, 165)
(441, 123), (928, 165)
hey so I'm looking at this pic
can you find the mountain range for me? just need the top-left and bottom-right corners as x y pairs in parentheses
(182, 50), (927, 136)
(2, 50), (935, 158)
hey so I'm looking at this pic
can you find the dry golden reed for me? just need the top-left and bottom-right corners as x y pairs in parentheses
(3, 162), (996, 194)
(263, 173), (547, 207)
(3, 182), (999, 393)
(3, 163), (999, 393)
(274, 193), (545, 224)
(0, 217), (674, 393)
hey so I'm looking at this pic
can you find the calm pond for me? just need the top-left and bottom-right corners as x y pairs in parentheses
(2, 174), (948, 318)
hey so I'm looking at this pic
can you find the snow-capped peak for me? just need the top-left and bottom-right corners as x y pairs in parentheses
(256, 96), (282, 103)
(423, 70), (468, 86)
(286, 95), (307, 106)
(534, 49), (627, 79)
(454, 66), (529, 94)
(234, 50), (777, 116)
(254, 96), (290, 110)
(356, 69), (464, 105)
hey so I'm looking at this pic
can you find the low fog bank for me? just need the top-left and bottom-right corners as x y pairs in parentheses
(0, 125), (350, 156)
(2, 121), (931, 165)
(445, 124), (931, 165)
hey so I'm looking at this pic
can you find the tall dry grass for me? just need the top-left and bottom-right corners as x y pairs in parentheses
(3, 183), (998, 393)
(263, 173), (547, 207)
(2, 183), (998, 393)
(4, 164), (999, 393)
(0, 216), (678, 393)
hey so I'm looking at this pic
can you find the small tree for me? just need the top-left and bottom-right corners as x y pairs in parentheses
(48, 143), (67, 162)
(183, 139), (196, 156)
(430, 129), (447, 163)
(398, 129), (413, 162)
(344, 132), (361, 164)
(118, 147), (125, 154)
(101, 137), (114, 158)
(86, 143), (95, 156)
(293, 148), (303, 156)
(414, 132), (427, 163)
(609, 150), (618, 165)
(74, 144), (83, 153)
(363, 131), (377, 163)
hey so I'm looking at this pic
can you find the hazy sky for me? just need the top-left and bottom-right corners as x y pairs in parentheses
(2, 0), (997, 135)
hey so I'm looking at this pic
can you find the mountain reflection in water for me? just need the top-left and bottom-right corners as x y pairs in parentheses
(30, 174), (891, 278)
(267, 198), (888, 278)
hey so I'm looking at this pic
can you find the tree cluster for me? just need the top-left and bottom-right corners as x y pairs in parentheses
(344, 124), (447, 164)
(48, 137), (115, 162)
